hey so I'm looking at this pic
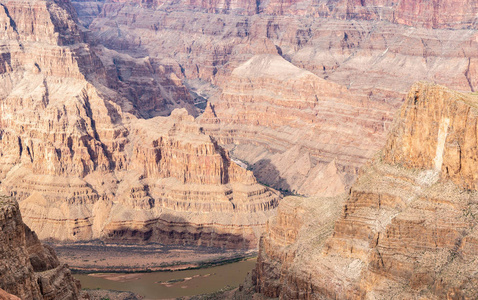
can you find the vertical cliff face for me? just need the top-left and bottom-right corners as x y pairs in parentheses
(253, 83), (478, 299)
(254, 194), (346, 298)
(0, 196), (80, 300)
(384, 82), (478, 190)
(0, 0), (280, 249)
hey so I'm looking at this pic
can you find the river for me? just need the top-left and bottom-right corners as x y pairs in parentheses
(74, 258), (256, 299)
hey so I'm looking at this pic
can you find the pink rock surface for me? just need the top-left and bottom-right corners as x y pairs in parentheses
(0, 0), (280, 249)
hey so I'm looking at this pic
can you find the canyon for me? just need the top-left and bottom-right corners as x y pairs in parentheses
(253, 82), (478, 299)
(2, 0), (478, 299)
(72, 0), (478, 196)
(3, 0), (477, 247)
(0, 0), (280, 249)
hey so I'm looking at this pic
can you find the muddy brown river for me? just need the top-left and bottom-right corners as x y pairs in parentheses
(74, 258), (256, 299)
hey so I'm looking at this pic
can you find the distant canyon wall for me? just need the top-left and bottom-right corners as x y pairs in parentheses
(73, 0), (478, 196)
(76, 0), (478, 29)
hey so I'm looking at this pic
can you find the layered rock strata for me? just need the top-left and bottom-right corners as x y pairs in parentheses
(75, 0), (478, 30)
(0, 0), (280, 248)
(73, 0), (478, 195)
(254, 194), (346, 298)
(78, 1), (478, 95)
(200, 54), (392, 196)
(254, 82), (478, 299)
(0, 196), (80, 300)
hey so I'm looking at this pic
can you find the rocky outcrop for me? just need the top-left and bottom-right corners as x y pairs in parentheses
(3, 108), (280, 248)
(0, 196), (80, 300)
(254, 194), (346, 298)
(253, 82), (478, 299)
(73, 0), (478, 197)
(0, 0), (279, 249)
(199, 54), (391, 196)
(0, 289), (21, 300)
(95, 46), (198, 118)
(384, 82), (478, 190)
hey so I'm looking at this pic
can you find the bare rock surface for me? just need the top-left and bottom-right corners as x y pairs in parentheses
(0, 0), (280, 249)
(0, 196), (80, 300)
(253, 83), (478, 299)
(72, 0), (478, 196)
(199, 54), (390, 196)
(0, 289), (21, 300)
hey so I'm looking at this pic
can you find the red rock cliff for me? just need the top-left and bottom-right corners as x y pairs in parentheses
(74, 0), (478, 199)
(253, 82), (478, 299)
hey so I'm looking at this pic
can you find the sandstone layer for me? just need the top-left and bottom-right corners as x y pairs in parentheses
(0, 196), (80, 300)
(78, 0), (478, 96)
(0, 0), (280, 249)
(72, 0), (478, 195)
(199, 54), (391, 195)
(253, 82), (478, 299)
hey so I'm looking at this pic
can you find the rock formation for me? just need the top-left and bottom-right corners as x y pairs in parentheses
(71, 0), (478, 195)
(0, 195), (80, 300)
(0, 289), (21, 300)
(199, 54), (391, 195)
(76, 0), (478, 95)
(0, 0), (280, 249)
(74, 0), (478, 29)
(253, 82), (478, 299)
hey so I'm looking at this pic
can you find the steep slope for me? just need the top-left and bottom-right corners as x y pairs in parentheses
(79, 0), (478, 91)
(0, 0), (280, 249)
(253, 82), (478, 299)
(72, 0), (478, 196)
(199, 54), (391, 195)
(0, 196), (79, 300)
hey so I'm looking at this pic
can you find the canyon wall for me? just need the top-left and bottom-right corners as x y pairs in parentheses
(199, 54), (390, 195)
(0, 0), (279, 249)
(72, 0), (478, 195)
(253, 82), (478, 299)
(384, 83), (478, 190)
(0, 196), (80, 300)
(74, 0), (478, 29)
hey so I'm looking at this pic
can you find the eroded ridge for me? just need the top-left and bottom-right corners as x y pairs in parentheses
(0, 0), (280, 249)
(253, 82), (478, 299)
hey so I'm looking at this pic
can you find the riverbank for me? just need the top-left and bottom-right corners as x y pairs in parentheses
(49, 242), (256, 273)
(75, 258), (257, 299)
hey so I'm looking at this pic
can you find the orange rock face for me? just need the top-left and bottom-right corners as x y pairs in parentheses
(253, 83), (478, 299)
(74, 0), (478, 198)
(0, 0), (280, 249)
(384, 82), (478, 190)
(0, 196), (80, 300)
